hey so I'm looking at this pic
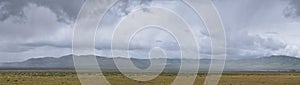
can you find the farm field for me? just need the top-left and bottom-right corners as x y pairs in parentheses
(0, 70), (300, 85)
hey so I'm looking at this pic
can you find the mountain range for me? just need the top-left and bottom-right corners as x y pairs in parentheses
(1, 55), (300, 71)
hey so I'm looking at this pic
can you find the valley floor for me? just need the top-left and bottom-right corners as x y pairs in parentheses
(0, 70), (300, 85)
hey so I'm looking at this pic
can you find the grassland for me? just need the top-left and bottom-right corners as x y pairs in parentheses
(0, 70), (300, 85)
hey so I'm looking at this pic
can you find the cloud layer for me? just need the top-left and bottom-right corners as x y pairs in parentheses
(0, 0), (300, 62)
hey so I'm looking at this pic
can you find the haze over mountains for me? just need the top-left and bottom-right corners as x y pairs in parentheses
(1, 55), (300, 72)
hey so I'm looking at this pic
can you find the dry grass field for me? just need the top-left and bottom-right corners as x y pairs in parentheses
(0, 70), (300, 85)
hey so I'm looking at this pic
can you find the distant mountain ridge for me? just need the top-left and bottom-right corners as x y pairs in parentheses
(1, 55), (300, 71)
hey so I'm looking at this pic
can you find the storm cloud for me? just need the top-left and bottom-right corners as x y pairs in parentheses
(284, 0), (300, 19)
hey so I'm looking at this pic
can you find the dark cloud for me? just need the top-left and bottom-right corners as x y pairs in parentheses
(0, 3), (72, 53)
(285, 0), (300, 18)
(0, 0), (27, 21)
(0, 0), (84, 23)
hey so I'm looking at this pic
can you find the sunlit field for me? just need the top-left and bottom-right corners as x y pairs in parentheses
(0, 70), (300, 85)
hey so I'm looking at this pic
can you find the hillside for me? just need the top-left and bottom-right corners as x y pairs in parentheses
(1, 55), (300, 71)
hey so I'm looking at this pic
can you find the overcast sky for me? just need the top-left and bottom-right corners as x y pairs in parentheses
(0, 0), (300, 62)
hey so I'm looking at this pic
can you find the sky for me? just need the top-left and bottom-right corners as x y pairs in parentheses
(0, 0), (300, 62)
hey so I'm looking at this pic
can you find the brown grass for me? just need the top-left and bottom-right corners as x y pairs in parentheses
(0, 71), (300, 85)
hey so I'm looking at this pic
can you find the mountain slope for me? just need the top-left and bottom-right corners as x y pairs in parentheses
(1, 55), (300, 71)
(225, 55), (300, 71)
